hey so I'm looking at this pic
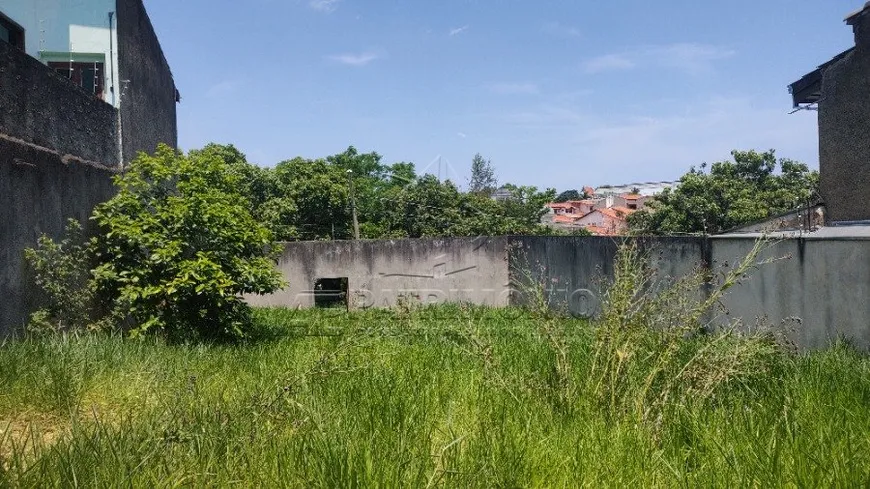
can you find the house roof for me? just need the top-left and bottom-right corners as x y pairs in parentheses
(554, 214), (583, 223)
(548, 202), (574, 209)
(622, 194), (642, 200)
(789, 48), (854, 107)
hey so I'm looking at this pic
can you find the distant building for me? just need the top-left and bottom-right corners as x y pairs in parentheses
(491, 187), (513, 202)
(594, 181), (677, 197)
(576, 207), (635, 236)
(789, 2), (870, 224)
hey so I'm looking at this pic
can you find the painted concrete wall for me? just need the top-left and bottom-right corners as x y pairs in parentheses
(818, 11), (870, 222)
(247, 237), (511, 310)
(0, 0), (121, 106)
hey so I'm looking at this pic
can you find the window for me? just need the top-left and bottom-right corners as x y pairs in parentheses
(0, 13), (24, 50)
(314, 278), (349, 309)
(47, 61), (105, 100)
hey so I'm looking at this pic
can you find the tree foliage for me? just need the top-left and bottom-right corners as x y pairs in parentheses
(555, 189), (581, 203)
(469, 153), (498, 196)
(90, 145), (285, 340)
(198, 144), (555, 240)
(628, 150), (819, 235)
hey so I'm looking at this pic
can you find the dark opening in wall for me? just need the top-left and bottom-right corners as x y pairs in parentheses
(314, 278), (349, 309)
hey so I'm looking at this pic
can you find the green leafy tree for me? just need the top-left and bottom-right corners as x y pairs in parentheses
(628, 150), (819, 235)
(91, 145), (285, 340)
(273, 157), (352, 241)
(555, 189), (581, 203)
(469, 153), (498, 196)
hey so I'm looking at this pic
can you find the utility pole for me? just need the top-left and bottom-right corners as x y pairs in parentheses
(347, 169), (360, 240)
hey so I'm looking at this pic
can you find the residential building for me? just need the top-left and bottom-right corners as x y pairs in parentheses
(0, 0), (178, 161)
(789, 2), (870, 223)
(576, 207), (635, 236)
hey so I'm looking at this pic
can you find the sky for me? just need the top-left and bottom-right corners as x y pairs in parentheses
(145, 0), (859, 191)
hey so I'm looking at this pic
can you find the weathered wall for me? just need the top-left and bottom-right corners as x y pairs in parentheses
(0, 41), (119, 336)
(117, 0), (177, 161)
(247, 237), (511, 310)
(818, 12), (870, 222)
(712, 236), (870, 350)
(259, 235), (870, 350)
(0, 138), (116, 336)
(0, 41), (119, 165)
(507, 236), (708, 317)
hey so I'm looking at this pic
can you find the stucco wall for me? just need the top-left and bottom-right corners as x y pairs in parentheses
(0, 41), (119, 164)
(116, 0), (177, 161)
(0, 137), (116, 336)
(247, 237), (511, 310)
(0, 41), (119, 336)
(818, 13), (870, 222)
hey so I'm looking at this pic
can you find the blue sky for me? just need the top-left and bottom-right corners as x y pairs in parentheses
(146, 0), (858, 190)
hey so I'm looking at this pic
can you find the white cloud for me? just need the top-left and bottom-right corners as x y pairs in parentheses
(489, 82), (540, 95)
(449, 25), (469, 37)
(582, 54), (635, 74)
(327, 51), (381, 66)
(583, 43), (735, 75)
(457, 132), (468, 139)
(498, 96), (818, 184)
(205, 80), (240, 99)
(542, 21), (580, 38)
(309, 0), (340, 12)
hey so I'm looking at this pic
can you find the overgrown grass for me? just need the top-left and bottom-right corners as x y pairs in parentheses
(1, 305), (869, 487)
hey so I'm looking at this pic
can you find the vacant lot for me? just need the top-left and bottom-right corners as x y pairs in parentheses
(1, 307), (869, 487)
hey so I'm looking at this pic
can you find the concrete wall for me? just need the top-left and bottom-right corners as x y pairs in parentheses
(818, 11), (870, 222)
(0, 137), (116, 336)
(0, 40), (119, 164)
(507, 236), (707, 317)
(712, 236), (870, 350)
(0, 40), (119, 336)
(259, 235), (870, 350)
(116, 0), (177, 161)
(248, 237), (511, 310)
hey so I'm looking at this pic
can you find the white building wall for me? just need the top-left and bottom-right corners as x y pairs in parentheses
(0, 0), (120, 106)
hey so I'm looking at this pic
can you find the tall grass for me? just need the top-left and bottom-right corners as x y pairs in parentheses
(0, 303), (868, 486)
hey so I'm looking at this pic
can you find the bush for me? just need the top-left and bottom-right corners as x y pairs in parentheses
(90, 145), (285, 340)
(24, 219), (102, 333)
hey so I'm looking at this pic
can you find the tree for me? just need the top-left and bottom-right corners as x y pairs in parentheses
(555, 189), (581, 203)
(90, 145), (285, 340)
(628, 150), (819, 235)
(469, 153), (498, 196)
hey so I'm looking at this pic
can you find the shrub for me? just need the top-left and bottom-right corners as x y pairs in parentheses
(24, 219), (102, 333)
(90, 145), (285, 340)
